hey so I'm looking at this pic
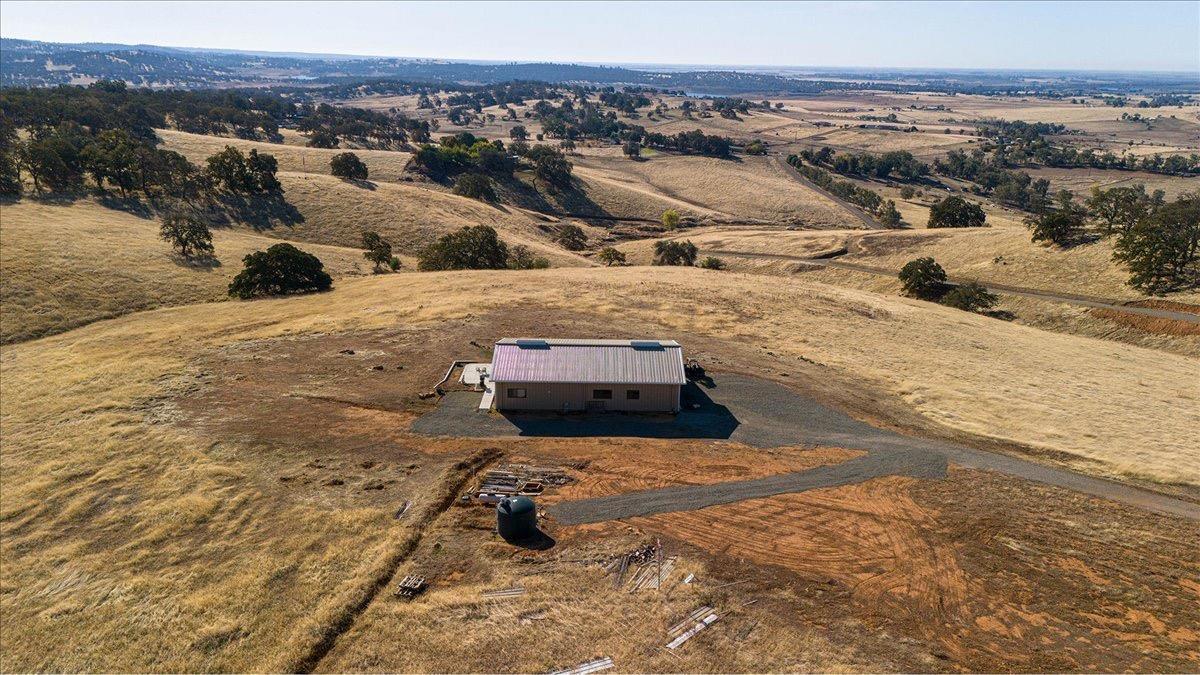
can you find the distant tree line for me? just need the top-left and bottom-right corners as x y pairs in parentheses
(934, 149), (1053, 211)
(0, 79), (437, 158)
(976, 118), (1199, 176)
(297, 103), (429, 149)
(1, 80), (295, 143)
(530, 95), (735, 158)
(798, 146), (929, 181)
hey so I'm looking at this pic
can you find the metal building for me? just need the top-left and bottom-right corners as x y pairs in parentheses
(489, 338), (685, 413)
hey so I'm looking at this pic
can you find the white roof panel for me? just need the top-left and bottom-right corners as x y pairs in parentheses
(491, 338), (686, 385)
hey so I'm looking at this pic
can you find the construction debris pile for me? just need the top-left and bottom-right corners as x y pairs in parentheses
(604, 540), (677, 591)
(469, 463), (573, 504)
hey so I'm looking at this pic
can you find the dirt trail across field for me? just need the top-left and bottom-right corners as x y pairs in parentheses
(705, 248), (1200, 324)
(770, 155), (881, 229)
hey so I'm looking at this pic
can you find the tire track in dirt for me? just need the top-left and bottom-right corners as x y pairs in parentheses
(631, 477), (970, 629)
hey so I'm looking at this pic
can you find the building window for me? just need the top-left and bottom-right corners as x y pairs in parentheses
(626, 389), (640, 400)
(592, 389), (613, 400)
(507, 388), (527, 398)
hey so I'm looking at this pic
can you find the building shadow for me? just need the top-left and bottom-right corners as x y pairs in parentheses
(495, 381), (739, 439)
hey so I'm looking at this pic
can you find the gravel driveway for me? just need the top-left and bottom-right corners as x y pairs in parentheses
(412, 374), (1200, 523)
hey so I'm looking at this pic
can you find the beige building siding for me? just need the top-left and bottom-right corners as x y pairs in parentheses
(493, 382), (680, 412)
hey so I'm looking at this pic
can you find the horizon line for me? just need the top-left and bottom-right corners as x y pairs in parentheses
(3, 34), (1197, 77)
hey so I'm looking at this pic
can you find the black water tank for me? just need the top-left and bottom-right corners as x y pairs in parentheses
(497, 496), (537, 542)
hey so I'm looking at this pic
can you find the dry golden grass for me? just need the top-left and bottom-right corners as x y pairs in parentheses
(0, 198), (373, 344)
(273, 172), (591, 266)
(317, 508), (872, 673)
(1024, 167), (1200, 201)
(613, 227), (852, 266)
(3, 266), (1197, 670)
(849, 227), (1142, 298)
(645, 109), (810, 139)
(572, 154), (853, 226)
(157, 129), (414, 183)
(791, 127), (980, 156)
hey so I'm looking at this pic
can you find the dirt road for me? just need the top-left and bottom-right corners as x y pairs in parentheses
(704, 248), (1200, 324)
(770, 155), (881, 229)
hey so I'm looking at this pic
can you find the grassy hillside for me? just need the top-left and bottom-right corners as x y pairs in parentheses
(0, 199), (373, 344)
(157, 129), (414, 183)
(572, 154), (853, 226)
(271, 172), (590, 265)
(3, 267), (1196, 670)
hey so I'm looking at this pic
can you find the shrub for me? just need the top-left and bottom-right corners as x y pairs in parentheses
(418, 225), (510, 271)
(699, 256), (726, 270)
(622, 140), (641, 159)
(596, 247), (627, 266)
(653, 240), (698, 266)
(661, 209), (681, 230)
(899, 186), (916, 200)
(452, 173), (496, 201)
(552, 223), (587, 251)
(228, 243), (332, 299)
(744, 140), (767, 155)
(928, 196), (986, 228)
(330, 152), (368, 180)
(940, 282), (999, 313)
(898, 257), (948, 300)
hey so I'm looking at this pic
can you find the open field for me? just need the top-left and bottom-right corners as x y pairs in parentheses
(270, 172), (591, 265)
(3, 267), (1198, 671)
(0, 198), (373, 344)
(572, 154), (854, 226)
(158, 129), (414, 183)
(1023, 166), (1199, 200)
(623, 224), (1200, 303)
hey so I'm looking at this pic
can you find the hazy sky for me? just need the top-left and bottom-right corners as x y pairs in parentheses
(3, 1), (1198, 72)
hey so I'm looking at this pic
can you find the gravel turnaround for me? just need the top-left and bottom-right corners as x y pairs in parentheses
(413, 374), (1200, 523)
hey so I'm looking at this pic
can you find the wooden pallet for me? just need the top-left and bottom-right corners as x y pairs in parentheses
(394, 574), (426, 599)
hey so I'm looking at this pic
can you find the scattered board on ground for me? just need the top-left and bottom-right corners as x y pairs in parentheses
(550, 656), (614, 675)
(481, 586), (527, 599)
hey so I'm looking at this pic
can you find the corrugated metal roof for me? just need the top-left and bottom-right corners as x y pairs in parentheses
(491, 338), (686, 385)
